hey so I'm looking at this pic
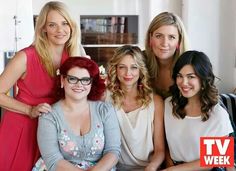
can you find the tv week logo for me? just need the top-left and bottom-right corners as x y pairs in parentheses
(200, 137), (234, 167)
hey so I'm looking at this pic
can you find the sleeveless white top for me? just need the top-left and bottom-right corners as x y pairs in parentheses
(106, 91), (155, 168)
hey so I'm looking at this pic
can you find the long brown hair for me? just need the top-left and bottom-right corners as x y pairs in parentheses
(170, 51), (218, 121)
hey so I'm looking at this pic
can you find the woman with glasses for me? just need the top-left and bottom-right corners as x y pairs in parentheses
(106, 45), (165, 171)
(34, 57), (121, 171)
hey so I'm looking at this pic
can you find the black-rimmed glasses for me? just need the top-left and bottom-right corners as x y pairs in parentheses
(64, 75), (92, 85)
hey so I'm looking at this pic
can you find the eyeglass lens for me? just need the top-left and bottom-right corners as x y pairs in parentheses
(66, 75), (92, 85)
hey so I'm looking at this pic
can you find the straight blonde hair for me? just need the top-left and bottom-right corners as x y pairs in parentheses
(145, 12), (189, 80)
(33, 1), (80, 76)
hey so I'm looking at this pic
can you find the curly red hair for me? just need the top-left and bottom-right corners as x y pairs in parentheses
(55, 57), (105, 101)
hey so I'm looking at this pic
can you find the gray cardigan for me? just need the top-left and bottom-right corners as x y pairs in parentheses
(37, 100), (121, 171)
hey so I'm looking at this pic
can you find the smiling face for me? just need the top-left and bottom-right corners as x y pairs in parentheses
(176, 64), (201, 99)
(116, 54), (140, 89)
(44, 10), (71, 47)
(150, 25), (179, 62)
(61, 67), (92, 101)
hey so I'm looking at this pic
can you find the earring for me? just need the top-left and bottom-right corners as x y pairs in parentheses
(179, 91), (182, 97)
(61, 84), (64, 88)
(138, 83), (143, 90)
(149, 39), (153, 47)
(137, 78), (143, 90)
(114, 82), (120, 90)
(176, 44), (180, 50)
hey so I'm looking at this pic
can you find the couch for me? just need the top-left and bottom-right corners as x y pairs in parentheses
(219, 93), (236, 165)
(220, 93), (236, 125)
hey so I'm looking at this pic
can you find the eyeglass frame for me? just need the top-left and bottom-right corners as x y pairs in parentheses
(63, 74), (93, 85)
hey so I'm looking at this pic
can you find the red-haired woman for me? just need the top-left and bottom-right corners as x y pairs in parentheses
(34, 57), (120, 171)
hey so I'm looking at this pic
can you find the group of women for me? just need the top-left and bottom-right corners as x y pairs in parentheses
(0, 1), (234, 171)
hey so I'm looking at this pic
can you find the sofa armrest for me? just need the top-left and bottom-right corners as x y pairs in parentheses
(220, 93), (236, 124)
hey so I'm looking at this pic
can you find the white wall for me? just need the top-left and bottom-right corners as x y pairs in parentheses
(0, 0), (15, 74)
(32, 0), (181, 49)
(0, 0), (34, 74)
(1, 0), (235, 93)
(149, 0), (182, 19)
(0, 1), (16, 52)
(142, 0), (181, 49)
(218, 0), (236, 93)
(0, 0), (34, 51)
(32, 0), (143, 46)
(182, 0), (236, 93)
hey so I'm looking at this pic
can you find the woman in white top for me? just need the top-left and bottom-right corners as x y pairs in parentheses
(163, 50), (234, 171)
(106, 45), (165, 171)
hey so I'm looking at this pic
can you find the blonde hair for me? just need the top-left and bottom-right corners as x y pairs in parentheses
(107, 45), (152, 108)
(33, 1), (80, 76)
(145, 12), (189, 80)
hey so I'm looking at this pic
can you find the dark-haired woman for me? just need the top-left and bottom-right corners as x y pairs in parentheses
(34, 57), (120, 171)
(163, 50), (233, 171)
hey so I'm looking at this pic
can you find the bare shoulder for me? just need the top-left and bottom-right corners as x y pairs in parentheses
(152, 93), (164, 122)
(153, 93), (164, 106)
(7, 50), (27, 67)
(14, 50), (27, 60)
(4, 51), (27, 75)
(0, 50), (27, 93)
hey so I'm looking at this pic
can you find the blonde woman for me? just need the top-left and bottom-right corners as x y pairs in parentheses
(0, 1), (85, 170)
(106, 45), (165, 171)
(144, 12), (189, 99)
